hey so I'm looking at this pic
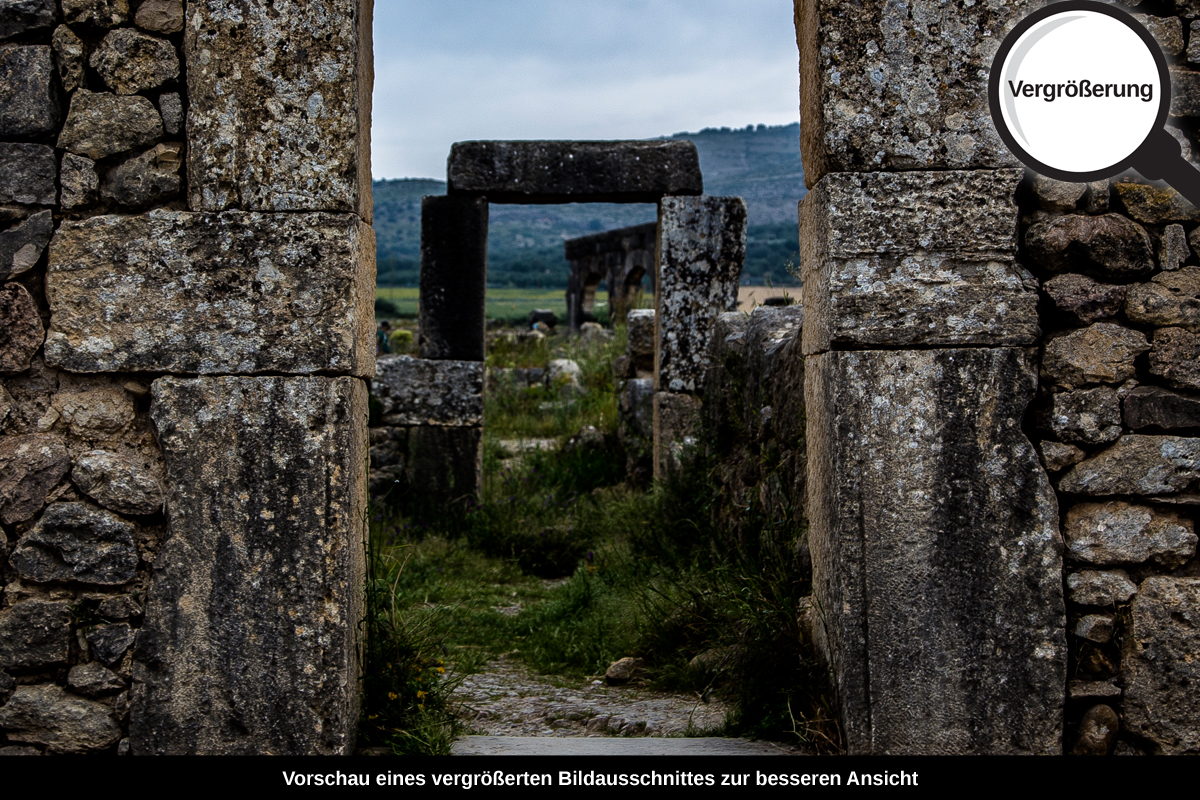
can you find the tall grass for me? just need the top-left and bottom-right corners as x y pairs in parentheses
(363, 319), (840, 752)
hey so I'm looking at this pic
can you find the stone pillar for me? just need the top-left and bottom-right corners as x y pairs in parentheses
(125, 0), (373, 755)
(797, 0), (1065, 754)
(653, 196), (745, 480)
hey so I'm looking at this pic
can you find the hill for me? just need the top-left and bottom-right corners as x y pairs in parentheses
(374, 123), (805, 288)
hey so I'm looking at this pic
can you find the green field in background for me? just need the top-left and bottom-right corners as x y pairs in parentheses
(376, 287), (652, 323)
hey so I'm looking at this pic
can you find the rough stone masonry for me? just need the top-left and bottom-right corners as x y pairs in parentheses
(1, 0), (374, 755)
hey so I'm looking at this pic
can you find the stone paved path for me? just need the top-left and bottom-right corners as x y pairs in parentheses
(448, 655), (803, 754)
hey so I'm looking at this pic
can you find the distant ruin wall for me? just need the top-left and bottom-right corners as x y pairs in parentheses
(564, 222), (656, 330)
(1, 0), (374, 755)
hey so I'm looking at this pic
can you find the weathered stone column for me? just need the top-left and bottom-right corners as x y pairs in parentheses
(654, 195), (745, 480)
(797, 0), (1065, 754)
(114, 0), (372, 755)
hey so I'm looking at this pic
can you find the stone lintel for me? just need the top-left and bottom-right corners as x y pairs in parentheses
(372, 355), (483, 427)
(805, 347), (1064, 754)
(419, 195), (488, 361)
(132, 376), (367, 755)
(656, 196), (746, 394)
(45, 210), (375, 377)
(800, 170), (1036, 354)
(448, 140), (702, 204)
(185, 0), (373, 219)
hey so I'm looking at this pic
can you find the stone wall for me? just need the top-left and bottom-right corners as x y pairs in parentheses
(564, 222), (656, 330)
(1, 0), (373, 755)
(1022, 171), (1200, 753)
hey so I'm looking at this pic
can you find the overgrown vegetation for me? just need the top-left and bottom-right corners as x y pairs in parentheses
(359, 322), (839, 754)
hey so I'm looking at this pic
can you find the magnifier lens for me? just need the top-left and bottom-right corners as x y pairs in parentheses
(997, 11), (1162, 175)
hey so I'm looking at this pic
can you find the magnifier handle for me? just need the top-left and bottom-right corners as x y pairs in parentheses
(1131, 128), (1200, 212)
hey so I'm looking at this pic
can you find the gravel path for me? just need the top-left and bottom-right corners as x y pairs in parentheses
(451, 655), (734, 738)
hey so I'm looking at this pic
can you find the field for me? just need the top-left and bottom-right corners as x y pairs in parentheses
(377, 286), (790, 325)
(376, 287), (658, 326)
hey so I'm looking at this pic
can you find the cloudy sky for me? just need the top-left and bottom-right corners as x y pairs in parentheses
(372, 0), (802, 179)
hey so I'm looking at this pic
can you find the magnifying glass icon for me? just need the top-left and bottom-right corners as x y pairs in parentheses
(990, 0), (1200, 207)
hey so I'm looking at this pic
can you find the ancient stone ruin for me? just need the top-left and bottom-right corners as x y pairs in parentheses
(564, 222), (656, 330)
(2, 0), (1199, 756)
(370, 138), (747, 504)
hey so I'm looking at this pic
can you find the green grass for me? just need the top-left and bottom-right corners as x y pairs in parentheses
(360, 319), (839, 753)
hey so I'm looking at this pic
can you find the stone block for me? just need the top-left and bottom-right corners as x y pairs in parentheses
(1025, 214), (1154, 278)
(742, 305), (805, 428)
(419, 195), (488, 361)
(63, 0), (128, 28)
(1150, 327), (1200, 390)
(620, 378), (654, 441)
(796, 0), (1028, 183)
(1159, 224), (1190, 271)
(1123, 577), (1200, 754)
(805, 347), (1064, 754)
(626, 308), (655, 362)
(51, 388), (134, 436)
(134, 0), (181, 34)
(1114, 179), (1200, 223)
(0, 143), (55, 206)
(1031, 175), (1085, 212)
(1172, 67), (1200, 119)
(653, 391), (701, 481)
(0, 600), (71, 670)
(1040, 441), (1085, 473)
(1, 282), (44, 374)
(57, 90), (162, 161)
(1042, 274), (1125, 325)
(0, 433), (69, 525)
(100, 142), (183, 208)
(1067, 570), (1138, 607)
(403, 425), (482, 507)
(1074, 614), (1115, 643)
(800, 170), (1035, 354)
(0, 46), (60, 137)
(51, 24), (84, 92)
(1132, 14), (1184, 55)
(86, 622), (132, 665)
(68, 662), (125, 696)
(1059, 435), (1200, 496)
(90, 28), (178, 95)
(0, 0), (57, 40)
(132, 375), (367, 755)
(1124, 385), (1200, 431)
(10, 501), (139, 585)
(1063, 501), (1196, 568)
(45, 210), (375, 377)
(1048, 387), (1122, 445)
(0, 210), (53, 282)
(60, 153), (97, 209)
(656, 196), (745, 393)
(1071, 705), (1119, 756)
(1042, 324), (1150, 388)
(0, 684), (120, 754)
(185, 0), (373, 218)
(158, 92), (182, 136)
(72, 450), (163, 516)
(448, 140), (702, 203)
(372, 355), (483, 427)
